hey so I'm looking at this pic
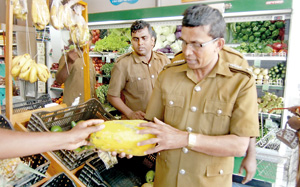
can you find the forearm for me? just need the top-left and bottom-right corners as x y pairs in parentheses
(0, 130), (71, 159)
(188, 133), (250, 157)
(107, 94), (133, 117)
(245, 137), (256, 157)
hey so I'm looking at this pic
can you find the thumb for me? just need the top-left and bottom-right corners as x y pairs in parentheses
(154, 117), (165, 125)
(238, 166), (243, 175)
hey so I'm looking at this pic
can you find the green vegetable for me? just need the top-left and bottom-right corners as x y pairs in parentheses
(252, 26), (259, 32)
(275, 21), (284, 29)
(240, 42), (247, 48)
(246, 28), (252, 35)
(241, 29), (247, 35)
(146, 170), (155, 183)
(263, 21), (271, 27)
(271, 29), (280, 38)
(249, 35), (255, 42)
(253, 32), (261, 37)
(71, 121), (77, 128)
(50, 125), (63, 132)
(240, 23), (246, 28)
(251, 21), (258, 27)
(236, 26), (241, 33)
(242, 35), (249, 41)
(268, 24), (276, 31)
(100, 63), (114, 76)
(261, 34), (266, 40)
(245, 22), (251, 27)
(265, 30), (271, 36)
(256, 43), (263, 50)
(261, 46), (273, 53)
(259, 27), (266, 33)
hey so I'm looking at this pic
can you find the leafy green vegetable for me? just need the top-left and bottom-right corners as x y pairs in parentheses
(100, 63), (114, 76)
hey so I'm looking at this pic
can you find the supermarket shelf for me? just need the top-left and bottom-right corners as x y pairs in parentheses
(50, 87), (63, 92)
(90, 51), (175, 59)
(258, 112), (282, 118)
(256, 84), (284, 90)
(50, 69), (58, 73)
(0, 43), (16, 46)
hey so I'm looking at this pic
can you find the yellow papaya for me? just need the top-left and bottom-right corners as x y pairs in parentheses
(90, 120), (155, 156)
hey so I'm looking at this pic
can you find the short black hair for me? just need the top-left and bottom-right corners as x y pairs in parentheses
(182, 4), (226, 38)
(131, 20), (157, 42)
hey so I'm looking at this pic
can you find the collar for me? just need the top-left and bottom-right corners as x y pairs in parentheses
(173, 55), (233, 78)
(132, 51), (156, 64)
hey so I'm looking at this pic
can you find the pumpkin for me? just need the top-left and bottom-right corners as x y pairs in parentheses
(90, 120), (156, 156)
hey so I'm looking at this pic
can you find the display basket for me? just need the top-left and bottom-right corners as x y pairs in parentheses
(41, 172), (76, 187)
(12, 154), (50, 187)
(1, 94), (52, 115)
(26, 98), (116, 170)
(0, 114), (14, 130)
(79, 155), (154, 187)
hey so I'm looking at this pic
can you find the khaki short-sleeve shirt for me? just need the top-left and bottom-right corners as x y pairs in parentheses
(145, 47), (259, 187)
(57, 53), (96, 106)
(108, 51), (170, 112)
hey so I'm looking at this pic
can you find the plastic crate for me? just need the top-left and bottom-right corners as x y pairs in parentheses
(1, 94), (52, 115)
(12, 154), (50, 187)
(79, 155), (155, 187)
(26, 98), (116, 170)
(41, 172), (76, 187)
(0, 114), (14, 130)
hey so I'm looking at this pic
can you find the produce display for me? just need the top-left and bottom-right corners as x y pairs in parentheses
(93, 28), (131, 53)
(50, 63), (59, 71)
(249, 66), (269, 85)
(90, 29), (101, 44)
(11, 54), (50, 83)
(258, 92), (284, 114)
(90, 120), (156, 156)
(32, 0), (50, 30)
(92, 57), (105, 74)
(227, 20), (287, 54)
(142, 170), (155, 187)
(268, 62), (286, 84)
(50, 0), (64, 30)
(153, 25), (182, 54)
(51, 80), (64, 89)
(100, 63), (114, 76)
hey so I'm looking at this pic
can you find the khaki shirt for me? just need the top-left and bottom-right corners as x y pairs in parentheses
(57, 53), (96, 106)
(108, 51), (170, 112)
(145, 47), (259, 187)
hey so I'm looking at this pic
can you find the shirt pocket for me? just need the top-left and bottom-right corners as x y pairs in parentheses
(128, 74), (147, 93)
(163, 94), (184, 124)
(206, 162), (233, 177)
(204, 100), (234, 135)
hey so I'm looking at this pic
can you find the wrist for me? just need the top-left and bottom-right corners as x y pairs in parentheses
(187, 132), (197, 149)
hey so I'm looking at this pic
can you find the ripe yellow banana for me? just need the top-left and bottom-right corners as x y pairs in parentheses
(51, 4), (64, 30)
(29, 63), (38, 83)
(11, 54), (31, 77)
(19, 60), (33, 80)
(32, 0), (50, 30)
(12, 53), (30, 68)
(36, 63), (49, 82)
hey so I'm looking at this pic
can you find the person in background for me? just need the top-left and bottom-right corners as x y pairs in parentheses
(56, 45), (96, 106)
(287, 106), (300, 187)
(173, 48), (257, 185)
(107, 20), (170, 120)
(137, 4), (259, 187)
(0, 119), (104, 159)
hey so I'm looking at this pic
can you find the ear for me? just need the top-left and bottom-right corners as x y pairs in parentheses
(216, 38), (225, 52)
(151, 36), (155, 47)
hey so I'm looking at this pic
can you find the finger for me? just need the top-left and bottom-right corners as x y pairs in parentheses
(144, 146), (162, 155)
(139, 122), (156, 128)
(154, 117), (165, 125)
(78, 119), (104, 127)
(137, 138), (159, 146)
(242, 176), (250, 184)
(238, 166), (244, 175)
(119, 152), (126, 158)
(86, 124), (105, 134)
(111, 151), (118, 156)
(126, 154), (133, 159)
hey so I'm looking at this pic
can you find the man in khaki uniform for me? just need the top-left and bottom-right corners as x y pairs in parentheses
(56, 48), (96, 106)
(107, 20), (170, 119)
(138, 4), (259, 187)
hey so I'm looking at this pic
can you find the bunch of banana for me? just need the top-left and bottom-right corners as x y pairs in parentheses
(50, 3), (64, 30)
(32, 0), (50, 30)
(69, 24), (90, 47)
(11, 54), (50, 83)
(63, 1), (76, 30)
(12, 0), (27, 20)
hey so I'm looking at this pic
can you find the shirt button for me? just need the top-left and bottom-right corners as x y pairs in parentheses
(149, 64), (152, 67)
(179, 169), (186, 175)
(79, 93), (82, 96)
(81, 67), (83, 70)
(137, 77), (141, 81)
(182, 147), (189, 153)
(217, 109), (222, 115)
(194, 86), (201, 92)
(169, 100), (174, 105)
(151, 75), (155, 79)
(186, 127), (193, 132)
(191, 106), (197, 112)
(158, 152), (161, 156)
(219, 169), (224, 175)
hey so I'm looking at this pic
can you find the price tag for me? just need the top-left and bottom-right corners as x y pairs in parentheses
(98, 152), (118, 169)
(262, 84), (269, 91)
(254, 59), (261, 67)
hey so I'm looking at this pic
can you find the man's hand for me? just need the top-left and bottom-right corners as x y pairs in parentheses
(137, 117), (188, 154)
(287, 116), (300, 131)
(127, 111), (146, 120)
(239, 154), (257, 184)
(67, 49), (80, 63)
(64, 119), (105, 150)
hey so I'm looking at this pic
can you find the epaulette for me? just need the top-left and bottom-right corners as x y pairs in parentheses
(171, 52), (185, 64)
(222, 45), (245, 59)
(116, 51), (133, 63)
(163, 61), (186, 70)
(228, 64), (253, 78)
